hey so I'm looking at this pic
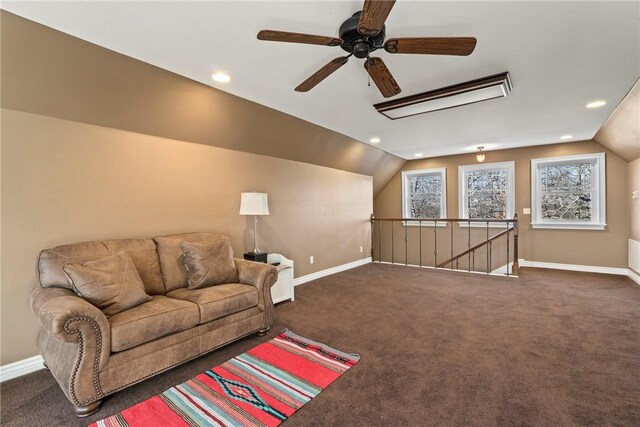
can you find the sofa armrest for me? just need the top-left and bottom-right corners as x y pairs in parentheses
(234, 259), (277, 328)
(29, 286), (110, 406)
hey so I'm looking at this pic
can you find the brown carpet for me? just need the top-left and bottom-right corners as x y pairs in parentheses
(2, 264), (639, 426)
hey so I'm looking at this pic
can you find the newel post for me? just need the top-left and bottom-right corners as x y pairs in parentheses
(370, 214), (375, 260)
(513, 213), (519, 275)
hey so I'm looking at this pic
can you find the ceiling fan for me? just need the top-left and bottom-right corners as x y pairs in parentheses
(257, 0), (477, 98)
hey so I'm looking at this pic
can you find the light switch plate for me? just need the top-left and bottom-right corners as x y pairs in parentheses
(633, 191), (639, 199)
(523, 208), (531, 214)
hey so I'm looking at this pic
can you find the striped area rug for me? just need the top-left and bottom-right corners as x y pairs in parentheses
(90, 329), (360, 427)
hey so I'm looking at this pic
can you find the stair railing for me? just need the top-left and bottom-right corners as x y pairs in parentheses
(371, 214), (519, 276)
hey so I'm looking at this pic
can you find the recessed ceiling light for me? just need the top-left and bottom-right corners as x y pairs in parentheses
(211, 72), (231, 83)
(586, 100), (606, 109)
(560, 135), (573, 140)
(414, 153), (423, 157)
(369, 137), (381, 143)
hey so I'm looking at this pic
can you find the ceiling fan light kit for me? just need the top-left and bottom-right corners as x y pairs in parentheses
(257, 0), (477, 99)
(373, 72), (512, 119)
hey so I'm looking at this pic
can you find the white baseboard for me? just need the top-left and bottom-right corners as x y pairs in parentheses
(2, 258), (372, 383)
(491, 262), (516, 275)
(629, 239), (640, 273)
(0, 355), (45, 382)
(4, 255), (636, 383)
(518, 259), (640, 285)
(294, 257), (371, 286)
(628, 269), (640, 286)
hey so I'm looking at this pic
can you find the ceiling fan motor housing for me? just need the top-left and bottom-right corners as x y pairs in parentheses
(339, 11), (385, 58)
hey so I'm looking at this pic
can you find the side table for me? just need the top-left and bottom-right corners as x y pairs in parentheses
(267, 253), (294, 304)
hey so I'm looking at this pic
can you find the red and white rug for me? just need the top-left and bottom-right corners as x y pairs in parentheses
(90, 329), (360, 427)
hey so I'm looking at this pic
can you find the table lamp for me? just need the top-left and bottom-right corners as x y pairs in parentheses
(239, 192), (269, 262)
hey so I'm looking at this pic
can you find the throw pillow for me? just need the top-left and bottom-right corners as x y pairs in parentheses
(63, 251), (152, 317)
(181, 238), (238, 289)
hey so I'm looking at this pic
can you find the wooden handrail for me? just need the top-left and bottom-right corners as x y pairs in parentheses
(437, 227), (513, 268)
(371, 216), (517, 223)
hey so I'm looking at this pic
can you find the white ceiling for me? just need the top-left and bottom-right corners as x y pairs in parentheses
(3, 1), (639, 160)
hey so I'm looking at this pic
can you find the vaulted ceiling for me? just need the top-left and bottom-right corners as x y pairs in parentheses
(3, 1), (639, 159)
(595, 79), (640, 162)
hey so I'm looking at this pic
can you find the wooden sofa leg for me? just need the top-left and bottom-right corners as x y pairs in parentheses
(257, 326), (270, 336)
(75, 400), (103, 417)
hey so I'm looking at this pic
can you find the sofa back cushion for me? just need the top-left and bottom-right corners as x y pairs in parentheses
(38, 238), (165, 295)
(181, 239), (238, 289)
(63, 251), (153, 317)
(154, 232), (233, 292)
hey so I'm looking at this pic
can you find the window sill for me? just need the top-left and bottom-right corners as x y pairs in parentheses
(458, 222), (512, 228)
(403, 221), (449, 227)
(530, 222), (607, 230)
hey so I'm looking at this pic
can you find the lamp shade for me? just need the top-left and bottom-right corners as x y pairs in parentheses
(239, 192), (269, 215)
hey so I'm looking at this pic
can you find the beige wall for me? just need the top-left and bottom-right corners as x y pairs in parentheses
(0, 109), (373, 364)
(374, 141), (629, 268)
(630, 158), (640, 242)
(0, 12), (405, 196)
(0, 11), (387, 366)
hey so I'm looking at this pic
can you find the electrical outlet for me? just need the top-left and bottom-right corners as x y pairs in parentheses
(633, 191), (639, 200)
(360, 246), (363, 253)
(309, 256), (314, 264)
(523, 208), (531, 214)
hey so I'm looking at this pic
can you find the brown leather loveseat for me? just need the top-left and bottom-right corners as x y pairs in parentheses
(29, 232), (277, 417)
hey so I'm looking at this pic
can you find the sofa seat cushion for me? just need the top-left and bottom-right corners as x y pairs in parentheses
(167, 284), (258, 324)
(109, 295), (199, 352)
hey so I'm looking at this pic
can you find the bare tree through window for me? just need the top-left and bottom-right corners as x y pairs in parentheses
(408, 173), (442, 218)
(539, 162), (592, 220)
(466, 169), (507, 219)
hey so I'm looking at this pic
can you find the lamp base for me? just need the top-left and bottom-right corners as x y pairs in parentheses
(244, 252), (268, 263)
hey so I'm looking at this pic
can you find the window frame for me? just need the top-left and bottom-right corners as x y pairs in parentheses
(401, 167), (447, 227)
(531, 152), (606, 230)
(458, 161), (515, 227)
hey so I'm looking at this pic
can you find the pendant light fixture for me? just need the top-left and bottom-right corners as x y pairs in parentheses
(476, 146), (486, 163)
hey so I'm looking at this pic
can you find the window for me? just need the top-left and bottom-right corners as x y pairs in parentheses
(531, 153), (605, 230)
(458, 161), (515, 226)
(401, 168), (446, 224)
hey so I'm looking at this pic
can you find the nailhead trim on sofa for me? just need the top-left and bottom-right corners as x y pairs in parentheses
(63, 316), (104, 406)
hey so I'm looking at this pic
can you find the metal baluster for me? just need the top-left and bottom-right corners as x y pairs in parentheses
(472, 250), (475, 271)
(404, 219), (408, 266)
(506, 226), (510, 276)
(450, 223), (454, 270)
(456, 259), (459, 270)
(468, 220), (471, 272)
(489, 241), (492, 273)
(391, 220), (394, 264)
(434, 221), (438, 268)
(486, 221), (490, 274)
(378, 220), (381, 262)
(419, 220), (422, 267)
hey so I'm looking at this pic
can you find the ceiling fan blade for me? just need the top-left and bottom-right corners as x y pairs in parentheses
(295, 56), (350, 92)
(257, 30), (342, 47)
(364, 57), (401, 98)
(358, 0), (396, 37)
(384, 37), (477, 56)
